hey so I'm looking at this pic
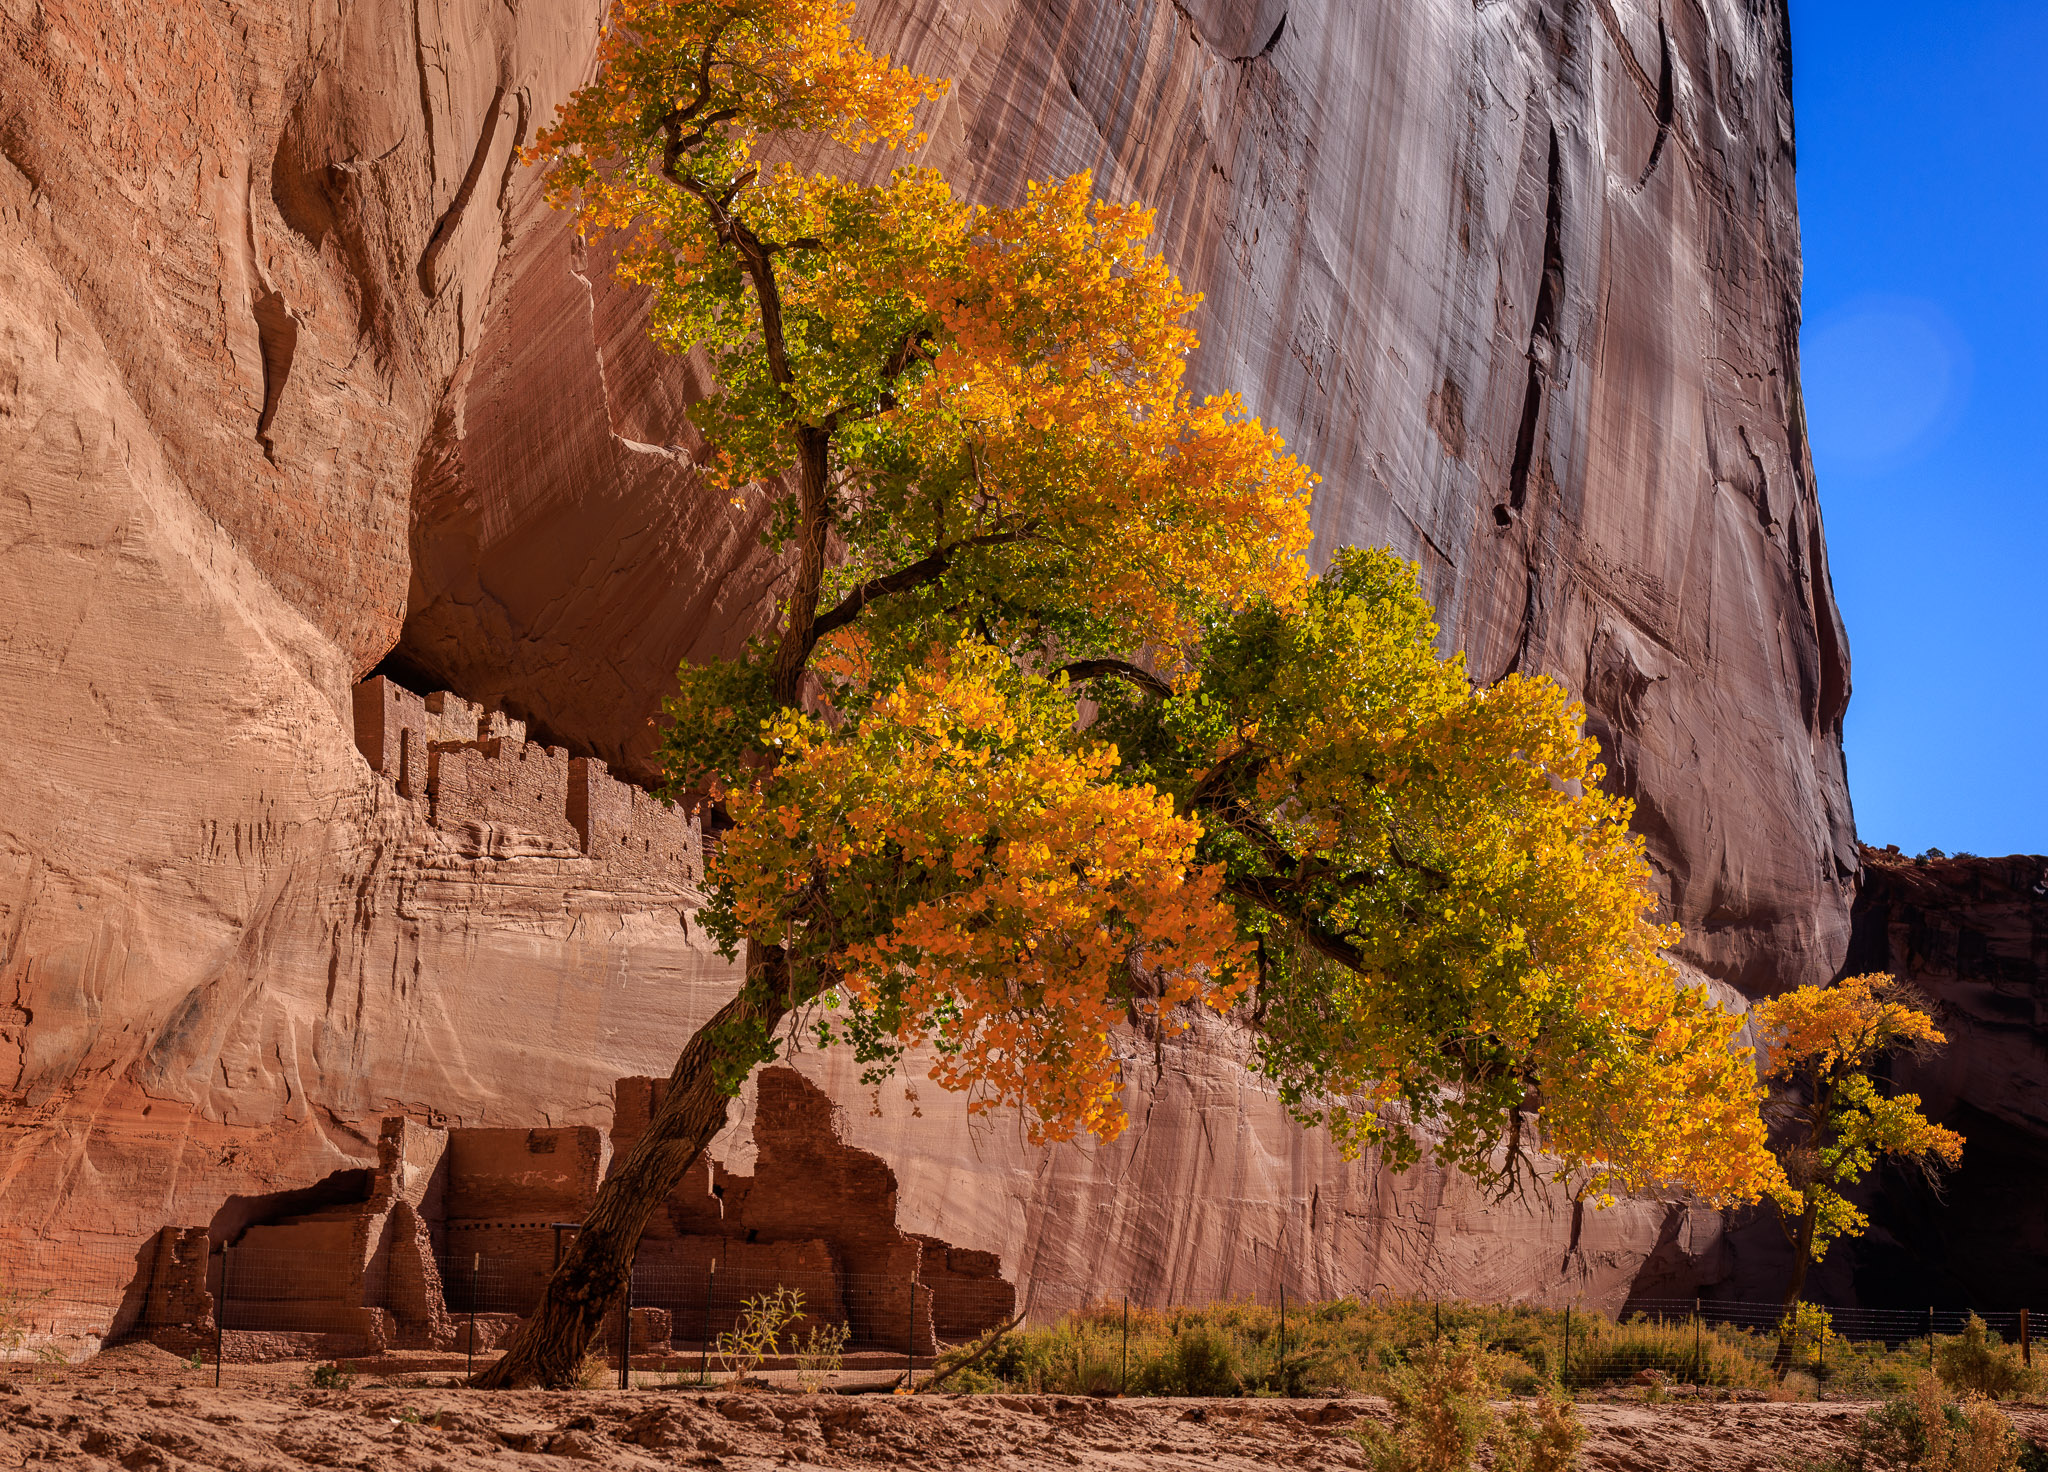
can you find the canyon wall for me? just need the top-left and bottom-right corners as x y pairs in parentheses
(2, 0), (1851, 1342)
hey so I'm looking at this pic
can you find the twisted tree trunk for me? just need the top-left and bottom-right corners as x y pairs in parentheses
(473, 952), (791, 1388)
(1769, 1198), (1821, 1378)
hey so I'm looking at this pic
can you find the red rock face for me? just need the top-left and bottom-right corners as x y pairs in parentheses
(1, 0), (1853, 1344)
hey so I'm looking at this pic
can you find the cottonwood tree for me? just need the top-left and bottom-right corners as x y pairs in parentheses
(478, 0), (1780, 1388)
(1750, 972), (1963, 1312)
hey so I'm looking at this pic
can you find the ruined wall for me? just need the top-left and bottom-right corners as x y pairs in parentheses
(2, 0), (1854, 1340)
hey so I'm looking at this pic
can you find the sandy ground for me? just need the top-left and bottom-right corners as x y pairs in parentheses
(3, 1347), (2044, 1471)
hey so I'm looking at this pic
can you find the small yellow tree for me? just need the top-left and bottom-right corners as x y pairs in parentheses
(1749, 972), (1963, 1308)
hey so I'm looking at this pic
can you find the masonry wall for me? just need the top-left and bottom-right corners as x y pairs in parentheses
(351, 676), (702, 875)
(611, 1069), (968, 1354)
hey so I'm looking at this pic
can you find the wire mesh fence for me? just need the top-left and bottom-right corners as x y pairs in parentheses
(1, 1230), (2038, 1399)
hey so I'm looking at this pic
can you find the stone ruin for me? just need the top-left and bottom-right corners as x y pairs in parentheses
(352, 675), (702, 874)
(132, 1068), (1014, 1362)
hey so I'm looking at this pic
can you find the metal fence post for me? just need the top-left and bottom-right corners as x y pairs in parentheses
(215, 1247), (231, 1389)
(1121, 1295), (1129, 1396)
(1929, 1306), (1936, 1369)
(618, 1264), (632, 1391)
(2022, 1308), (2031, 1368)
(1434, 1298), (1441, 1342)
(699, 1262), (714, 1386)
(1694, 1298), (1702, 1390)
(1280, 1284), (1287, 1363)
(467, 1253), (480, 1382)
(1562, 1306), (1571, 1391)
(906, 1292), (915, 1391)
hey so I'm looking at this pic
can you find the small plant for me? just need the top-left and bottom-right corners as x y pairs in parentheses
(1935, 1316), (2043, 1401)
(0, 1281), (53, 1362)
(308, 1361), (356, 1390)
(716, 1287), (805, 1384)
(188, 1350), (205, 1372)
(573, 1353), (612, 1390)
(795, 1318), (850, 1392)
(1779, 1303), (1837, 1375)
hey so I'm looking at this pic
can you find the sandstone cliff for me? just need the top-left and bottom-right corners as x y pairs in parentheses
(2, 0), (1851, 1339)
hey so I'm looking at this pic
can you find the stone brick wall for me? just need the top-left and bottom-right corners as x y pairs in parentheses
(916, 1236), (1017, 1342)
(351, 676), (701, 874)
(610, 1068), (1003, 1354)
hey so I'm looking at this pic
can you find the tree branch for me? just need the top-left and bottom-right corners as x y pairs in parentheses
(1057, 659), (1172, 699)
(1223, 876), (1368, 971)
(806, 525), (1037, 652)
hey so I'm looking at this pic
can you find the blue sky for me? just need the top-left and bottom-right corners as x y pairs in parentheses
(1791, 0), (2047, 858)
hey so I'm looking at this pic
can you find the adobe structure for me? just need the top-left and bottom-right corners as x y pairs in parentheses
(351, 676), (703, 873)
(129, 1068), (1013, 1362)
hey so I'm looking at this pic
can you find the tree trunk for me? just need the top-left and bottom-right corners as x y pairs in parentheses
(473, 954), (791, 1388)
(771, 428), (833, 704)
(1770, 1198), (1820, 1376)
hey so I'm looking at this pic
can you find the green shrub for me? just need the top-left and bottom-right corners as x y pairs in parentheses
(1354, 1336), (1581, 1472)
(309, 1361), (355, 1390)
(1130, 1325), (1242, 1396)
(1935, 1316), (2043, 1401)
(1848, 1376), (2030, 1472)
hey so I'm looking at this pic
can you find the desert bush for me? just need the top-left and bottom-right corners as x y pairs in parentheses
(1494, 1392), (1585, 1472)
(1130, 1324), (1243, 1397)
(1935, 1317), (2043, 1401)
(1354, 1336), (1581, 1472)
(572, 1353), (612, 1390)
(1496, 1354), (1546, 1397)
(1355, 1336), (1494, 1472)
(308, 1361), (355, 1390)
(1843, 1376), (2030, 1472)
(1770, 1371), (1821, 1403)
(989, 1317), (1130, 1396)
